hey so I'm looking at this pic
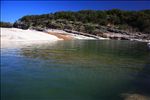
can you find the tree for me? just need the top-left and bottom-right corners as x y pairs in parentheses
(0, 22), (13, 28)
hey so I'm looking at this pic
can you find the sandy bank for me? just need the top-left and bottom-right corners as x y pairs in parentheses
(0, 28), (62, 48)
(0, 28), (97, 48)
(1, 28), (61, 41)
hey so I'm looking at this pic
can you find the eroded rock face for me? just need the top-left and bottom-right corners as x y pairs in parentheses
(122, 93), (150, 100)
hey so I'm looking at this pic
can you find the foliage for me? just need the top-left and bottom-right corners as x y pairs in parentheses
(0, 22), (13, 28)
(13, 9), (150, 34)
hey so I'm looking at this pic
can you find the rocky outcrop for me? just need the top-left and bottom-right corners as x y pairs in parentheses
(12, 14), (150, 41)
(64, 28), (150, 41)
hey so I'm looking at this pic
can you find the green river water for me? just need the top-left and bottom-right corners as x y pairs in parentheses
(1, 40), (150, 100)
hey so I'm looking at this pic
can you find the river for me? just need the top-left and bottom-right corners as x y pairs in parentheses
(1, 40), (150, 100)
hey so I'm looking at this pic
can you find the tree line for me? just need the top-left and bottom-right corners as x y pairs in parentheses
(1, 9), (150, 34)
(0, 22), (13, 28)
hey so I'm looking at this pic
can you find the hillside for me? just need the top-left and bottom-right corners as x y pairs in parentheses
(1, 9), (150, 41)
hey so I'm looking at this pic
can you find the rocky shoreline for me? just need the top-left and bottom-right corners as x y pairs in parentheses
(24, 23), (150, 42)
(1, 27), (150, 43)
(63, 28), (150, 42)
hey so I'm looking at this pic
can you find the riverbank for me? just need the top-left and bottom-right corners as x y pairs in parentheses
(63, 29), (150, 42)
(0, 28), (61, 41)
(0, 28), (96, 42)
(1, 27), (149, 45)
(46, 29), (97, 40)
(0, 28), (61, 48)
(0, 28), (97, 48)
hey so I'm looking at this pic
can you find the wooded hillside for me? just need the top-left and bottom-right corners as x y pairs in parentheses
(11, 9), (150, 34)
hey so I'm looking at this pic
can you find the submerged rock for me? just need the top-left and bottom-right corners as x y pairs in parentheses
(122, 93), (150, 100)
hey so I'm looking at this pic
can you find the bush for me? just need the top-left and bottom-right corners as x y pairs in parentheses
(0, 22), (13, 28)
(13, 9), (150, 34)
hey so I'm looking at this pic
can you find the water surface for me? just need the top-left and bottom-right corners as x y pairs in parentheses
(1, 40), (150, 100)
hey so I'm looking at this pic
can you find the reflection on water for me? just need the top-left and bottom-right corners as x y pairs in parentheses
(1, 40), (150, 100)
(21, 40), (148, 69)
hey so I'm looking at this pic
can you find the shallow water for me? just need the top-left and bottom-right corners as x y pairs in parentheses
(1, 40), (150, 100)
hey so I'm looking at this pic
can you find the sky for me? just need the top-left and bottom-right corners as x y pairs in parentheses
(1, 1), (150, 22)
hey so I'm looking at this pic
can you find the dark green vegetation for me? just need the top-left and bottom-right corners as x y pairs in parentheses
(0, 22), (13, 28)
(13, 9), (150, 34)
